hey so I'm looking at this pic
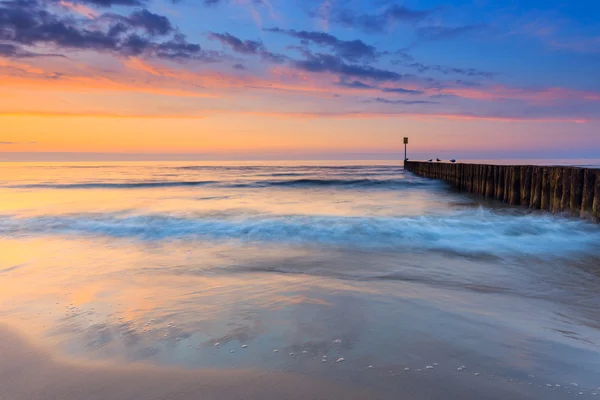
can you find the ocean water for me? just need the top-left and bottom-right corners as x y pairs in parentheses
(1, 160), (600, 398)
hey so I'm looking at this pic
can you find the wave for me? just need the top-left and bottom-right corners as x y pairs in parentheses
(9, 178), (430, 190)
(2, 209), (599, 259)
(227, 178), (430, 188)
(12, 181), (217, 189)
(175, 165), (402, 171)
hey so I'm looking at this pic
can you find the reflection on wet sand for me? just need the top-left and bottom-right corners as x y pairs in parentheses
(0, 323), (571, 400)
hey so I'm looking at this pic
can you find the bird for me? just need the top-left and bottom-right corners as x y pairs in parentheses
(428, 159), (433, 162)
(436, 158), (441, 162)
(450, 159), (456, 163)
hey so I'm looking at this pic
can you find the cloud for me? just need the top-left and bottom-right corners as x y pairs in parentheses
(292, 53), (403, 81)
(233, 63), (245, 70)
(0, 43), (64, 57)
(68, 0), (146, 6)
(124, 10), (173, 36)
(200, 0), (268, 6)
(329, 5), (432, 33)
(335, 79), (424, 95)
(335, 79), (375, 90)
(381, 87), (423, 95)
(207, 31), (287, 63)
(265, 27), (377, 62)
(403, 62), (494, 78)
(208, 32), (263, 54)
(371, 97), (438, 105)
(57, 1), (99, 18)
(0, 0), (208, 60)
(454, 80), (482, 87)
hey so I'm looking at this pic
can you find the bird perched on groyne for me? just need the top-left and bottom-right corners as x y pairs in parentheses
(428, 159), (433, 162)
(436, 158), (441, 162)
(450, 159), (456, 163)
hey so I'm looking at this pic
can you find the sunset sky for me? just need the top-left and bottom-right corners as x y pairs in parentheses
(1, 0), (599, 160)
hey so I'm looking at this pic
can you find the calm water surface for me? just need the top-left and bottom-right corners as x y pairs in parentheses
(1, 161), (600, 398)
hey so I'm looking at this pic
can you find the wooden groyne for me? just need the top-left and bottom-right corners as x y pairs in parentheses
(404, 161), (600, 221)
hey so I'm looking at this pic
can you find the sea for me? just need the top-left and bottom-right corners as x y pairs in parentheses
(1, 160), (600, 399)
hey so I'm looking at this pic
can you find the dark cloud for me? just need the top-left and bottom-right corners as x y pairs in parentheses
(154, 34), (207, 60)
(233, 63), (245, 70)
(371, 97), (438, 105)
(336, 79), (376, 89)
(208, 32), (263, 54)
(208, 32), (286, 63)
(395, 60), (495, 79)
(430, 93), (459, 99)
(265, 27), (377, 62)
(381, 87), (423, 94)
(455, 79), (482, 87)
(293, 53), (403, 81)
(0, 0), (207, 60)
(416, 25), (484, 41)
(200, 0), (266, 7)
(126, 10), (173, 36)
(259, 50), (287, 63)
(330, 5), (432, 33)
(72, 0), (146, 6)
(336, 79), (424, 95)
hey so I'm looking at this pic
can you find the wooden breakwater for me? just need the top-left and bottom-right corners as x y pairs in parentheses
(404, 161), (600, 221)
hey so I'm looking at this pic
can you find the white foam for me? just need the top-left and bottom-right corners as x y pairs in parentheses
(4, 209), (599, 259)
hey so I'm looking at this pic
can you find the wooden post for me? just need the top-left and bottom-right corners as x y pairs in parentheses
(509, 167), (521, 205)
(551, 168), (563, 213)
(581, 169), (596, 219)
(520, 166), (532, 206)
(593, 170), (600, 221)
(497, 166), (505, 201)
(486, 165), (495, 198)
(541, 167), (551, 210)
(530, 166), (542, 209)
(570, 168), (584, 217)
(560, 167), (572, 213)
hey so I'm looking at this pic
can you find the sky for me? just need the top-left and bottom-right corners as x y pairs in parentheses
(0, 0), (599, 160)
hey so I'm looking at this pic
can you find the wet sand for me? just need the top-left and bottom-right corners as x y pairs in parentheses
(0, 322), (572, 400)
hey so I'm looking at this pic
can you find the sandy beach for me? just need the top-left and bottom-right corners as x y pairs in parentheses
(1, 322), (575, 400)
(1, 162), (600, 399)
